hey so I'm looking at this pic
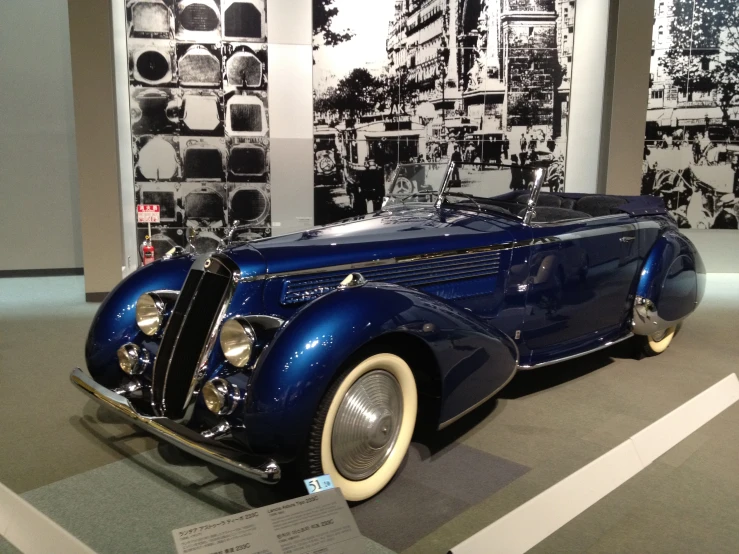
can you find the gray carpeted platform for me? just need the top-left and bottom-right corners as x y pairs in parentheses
(2, 275), (739, 553)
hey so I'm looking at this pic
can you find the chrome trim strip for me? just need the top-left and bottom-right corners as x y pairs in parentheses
(517, 332), (634, 370)
(529, 213), (626, 228)
(70, 368), (281, 484)
(238, 219), (645, 284)
(249, 243), (516, 283)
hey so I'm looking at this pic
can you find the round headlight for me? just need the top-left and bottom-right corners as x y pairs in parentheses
(136, 293), (164, 336)
(220, 317), (255, 368)
(202, 378), (229, 415)
(117, 343), (141, 375)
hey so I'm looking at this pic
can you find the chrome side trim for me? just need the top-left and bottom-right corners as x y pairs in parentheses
(517, 332), (634, 370)
(238, 220), (647, 284)
(247, 243), (518, 283)
(70, 368), (280, 484)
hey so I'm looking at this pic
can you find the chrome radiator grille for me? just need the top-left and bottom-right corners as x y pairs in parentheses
(152, 256), (233, 418)
(281, 251), (501, 306)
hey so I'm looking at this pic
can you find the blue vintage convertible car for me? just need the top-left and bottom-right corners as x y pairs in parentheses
(71, 162), (705, 501)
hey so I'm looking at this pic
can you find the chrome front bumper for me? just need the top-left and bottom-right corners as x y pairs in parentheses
(69, 368), (281, 484)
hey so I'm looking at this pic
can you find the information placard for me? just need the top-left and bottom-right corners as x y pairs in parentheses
(172, 488), (362, 554)
(137, 204), (161, 223)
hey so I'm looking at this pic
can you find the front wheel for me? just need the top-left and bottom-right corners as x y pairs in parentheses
(304, 353), (417, 502)
(638, 326), (677, 356)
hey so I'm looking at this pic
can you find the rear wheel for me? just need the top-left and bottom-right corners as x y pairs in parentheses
(639, 326), (677, 356)
(304, 353), (417, 502)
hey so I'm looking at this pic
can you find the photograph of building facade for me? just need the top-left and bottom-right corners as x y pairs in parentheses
(312, 0), (576, 225)
(642, 0), (739, 229)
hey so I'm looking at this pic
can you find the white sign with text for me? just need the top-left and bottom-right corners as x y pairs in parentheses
(172, 489), (362, 554)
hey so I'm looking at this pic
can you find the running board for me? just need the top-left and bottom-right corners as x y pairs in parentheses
(517, 332), (634, 370)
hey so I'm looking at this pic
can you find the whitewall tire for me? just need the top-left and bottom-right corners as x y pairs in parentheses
(640, 326), (677, 356)
(306, 353), (417, 502)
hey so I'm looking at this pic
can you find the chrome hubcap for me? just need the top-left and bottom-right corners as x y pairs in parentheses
(331, 370), (403, 481)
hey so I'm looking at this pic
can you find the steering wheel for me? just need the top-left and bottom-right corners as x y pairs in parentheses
(393, 176), (414, 195)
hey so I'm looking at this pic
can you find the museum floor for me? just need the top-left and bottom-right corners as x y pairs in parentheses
(1, 275), (738, 554)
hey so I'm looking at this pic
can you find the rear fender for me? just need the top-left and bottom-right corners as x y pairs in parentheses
(632, 231), (705, 335)
(239, 282), (517, 458)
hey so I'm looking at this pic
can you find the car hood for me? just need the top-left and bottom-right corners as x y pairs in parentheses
(225, 206), (520, 277)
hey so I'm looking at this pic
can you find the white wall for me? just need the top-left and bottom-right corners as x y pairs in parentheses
(563, 0), (612, 194)
(0, 0), (82, 271)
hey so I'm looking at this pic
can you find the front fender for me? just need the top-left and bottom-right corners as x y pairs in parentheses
(85, 256), (194, 387)
(632, 231), (705, 335)
(239, 282), (517, 459)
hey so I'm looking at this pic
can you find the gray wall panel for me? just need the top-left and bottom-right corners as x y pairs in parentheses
(269, 138), (314, 235)
(0, 1), (82, 271)
(268, 0), (311, 46)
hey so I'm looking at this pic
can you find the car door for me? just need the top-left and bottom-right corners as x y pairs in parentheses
(519, 213), (640, 365)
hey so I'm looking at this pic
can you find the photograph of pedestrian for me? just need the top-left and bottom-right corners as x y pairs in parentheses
(643, 0), (739, 229)
(312, 0), (576, 225)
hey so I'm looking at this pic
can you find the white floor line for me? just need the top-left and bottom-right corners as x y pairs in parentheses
(0, 481), (96, 554)
(451, 373), (739, 554)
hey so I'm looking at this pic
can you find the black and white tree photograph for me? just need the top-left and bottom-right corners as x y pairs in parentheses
(643, 0), (739, 229)
(125, 0), (272, 261)
(312, 0), (576, 225)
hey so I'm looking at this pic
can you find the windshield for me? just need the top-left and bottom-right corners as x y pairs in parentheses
(385, 161), (552, 220)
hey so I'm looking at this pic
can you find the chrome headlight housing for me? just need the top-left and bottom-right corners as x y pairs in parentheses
(136, 293), (165, 336)
(202, 378), (243, 415)
(202, 378), (230, 415)
(117, 343), (150, 375)
(219, 317), (255, 367)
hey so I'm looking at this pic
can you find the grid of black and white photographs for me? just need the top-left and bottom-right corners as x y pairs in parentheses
(312, 0), (577, 225)
(643, 0), (739, 229)
(125, 0), (270, 260)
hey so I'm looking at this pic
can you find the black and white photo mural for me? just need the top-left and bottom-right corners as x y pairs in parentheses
(125, 0), (270, 259)
(312, 0), (577, 225)
(643, 0), (739, 229)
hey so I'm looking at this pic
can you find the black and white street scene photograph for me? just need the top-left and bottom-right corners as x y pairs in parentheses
(125, 0), (271, 262)
(643, 0), (739, 229)
(312, 0), (576, 224)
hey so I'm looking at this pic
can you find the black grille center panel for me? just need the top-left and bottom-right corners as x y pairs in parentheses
(152, 269), (203, 408)
(152, 258), (233, 418)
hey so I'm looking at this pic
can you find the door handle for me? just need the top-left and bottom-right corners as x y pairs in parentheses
(620, 236), (635, 243)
